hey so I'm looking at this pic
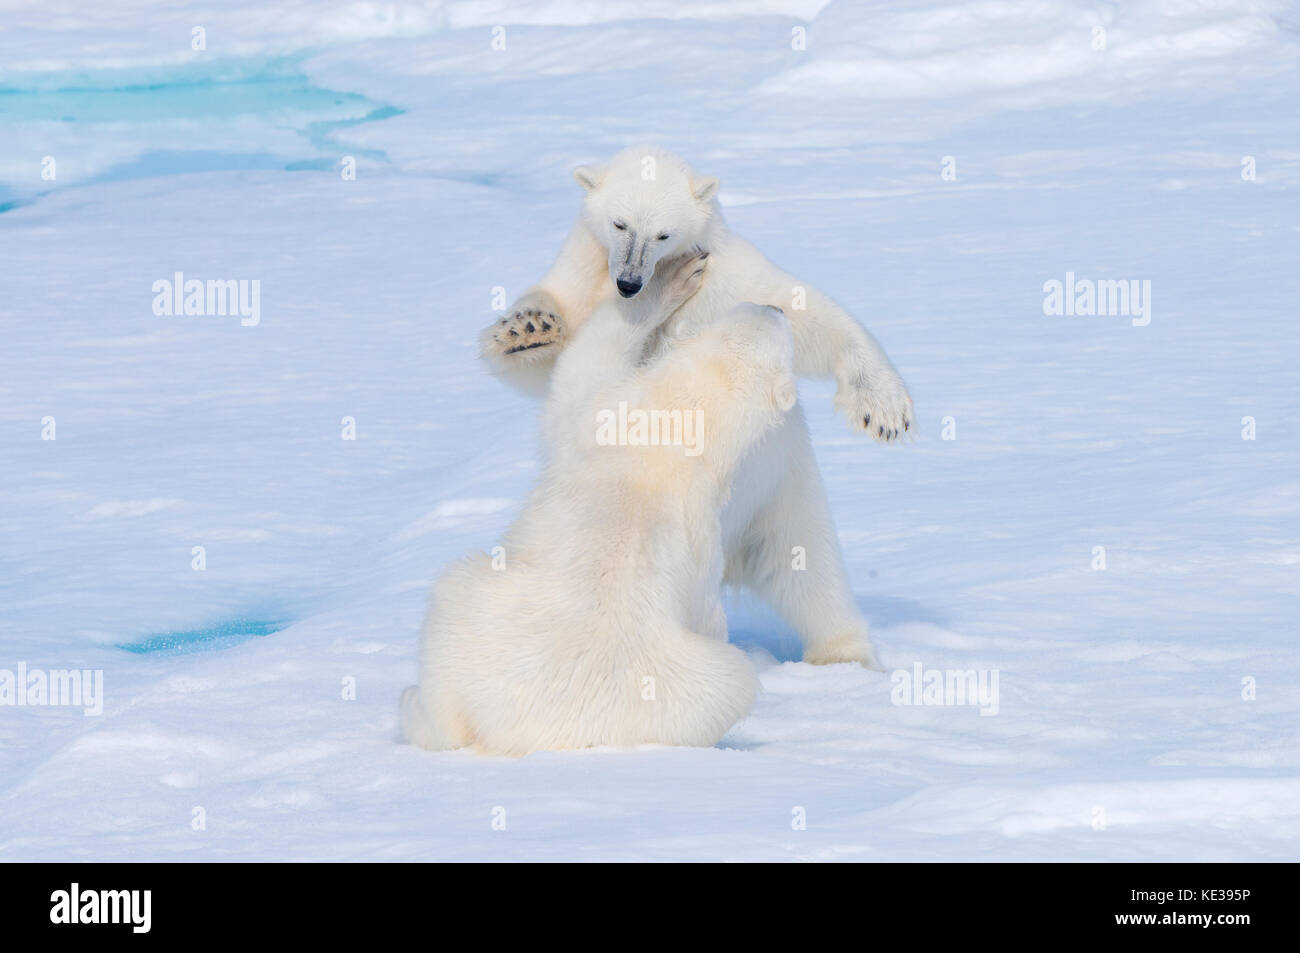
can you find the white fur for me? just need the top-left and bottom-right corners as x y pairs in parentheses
(405, 262), (795, 755)
(481, 146), (908, 666)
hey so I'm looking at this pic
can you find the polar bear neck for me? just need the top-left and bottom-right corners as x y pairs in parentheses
(513, 455), (729, 592)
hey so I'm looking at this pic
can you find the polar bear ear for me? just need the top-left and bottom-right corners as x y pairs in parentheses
(573, 165), (604, 192)
(691, 175), (720, 203)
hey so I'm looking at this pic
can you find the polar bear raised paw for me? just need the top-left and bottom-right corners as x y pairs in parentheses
(657, 252), (709, 316)
(487, 306), (563, 356)
(835, 370), (914, 443)
(488, 308), (559, 353)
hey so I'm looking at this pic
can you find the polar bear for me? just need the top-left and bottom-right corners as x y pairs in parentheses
(480, 146), (912, 666)
(403, 255), (797, 755)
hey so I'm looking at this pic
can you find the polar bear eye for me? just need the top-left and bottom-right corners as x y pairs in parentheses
(613, 221), (627, 231)
(656, 233), (670, 241)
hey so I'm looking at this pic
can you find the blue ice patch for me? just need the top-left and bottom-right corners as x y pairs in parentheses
(0, 55), (403, 211)
(118, 619), (290, 655)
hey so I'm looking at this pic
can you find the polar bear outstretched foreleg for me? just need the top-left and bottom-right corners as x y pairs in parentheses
(478, 220), (610, 398)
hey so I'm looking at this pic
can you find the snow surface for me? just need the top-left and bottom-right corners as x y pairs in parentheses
(2, 0), (1299, 860)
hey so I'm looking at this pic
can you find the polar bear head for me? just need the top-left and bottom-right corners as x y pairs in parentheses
(703, 302), (799, 415)
(573, 146), (721, 299)
(670, 302), (798, 466)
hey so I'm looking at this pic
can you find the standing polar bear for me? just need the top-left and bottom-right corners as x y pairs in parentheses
(404, 254), (798, 755)
(481, 146), (912, 667)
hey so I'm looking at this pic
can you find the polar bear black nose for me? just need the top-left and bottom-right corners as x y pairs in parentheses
(616, 278), (642, 297)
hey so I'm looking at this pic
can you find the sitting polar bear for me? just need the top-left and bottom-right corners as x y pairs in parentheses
(480, 146), (912, 667)
(403, 255), (798, 755)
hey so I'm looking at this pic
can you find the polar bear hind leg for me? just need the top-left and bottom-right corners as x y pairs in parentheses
(726, 410), (882, 669)
(639, 626), (759, 747)
(400, 684), (474, 751)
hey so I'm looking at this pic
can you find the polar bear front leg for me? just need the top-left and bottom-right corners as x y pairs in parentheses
(773, 276), (913, 443)
(479, 290), (567, 396)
